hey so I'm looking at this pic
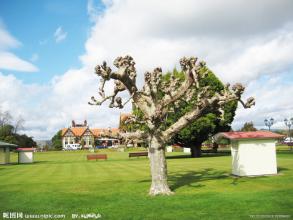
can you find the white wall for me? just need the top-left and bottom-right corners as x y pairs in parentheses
(231, 139), (277, 176)
(18, 151), (34, 163)
(183, 148), (191, 153)
(5, 147), (10, 164)
(0, 148), (4, 164)
(166, 146), (173, 152)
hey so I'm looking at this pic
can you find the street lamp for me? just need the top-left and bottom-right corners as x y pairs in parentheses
(264, 118), (274, 131)
(284, 118), (293, 149)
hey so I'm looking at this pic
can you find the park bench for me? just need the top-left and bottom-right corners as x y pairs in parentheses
(87, 154), (107, 161)
(129, 152), (148, 158)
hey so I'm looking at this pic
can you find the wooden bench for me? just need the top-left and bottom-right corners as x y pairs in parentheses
(129, 152), (148, 158)
(87, 154), (107, 161)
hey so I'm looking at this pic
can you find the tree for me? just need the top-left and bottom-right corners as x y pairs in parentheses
(163, 70), (238, 157)
(0, 124), (17, 143)
(89, 55), (255, 195)
(0, 124), (36, 147)
(122, 69), (238, 157)
(13, 116), (25, 134)
(0, 110), (12, 127)
(51, 130), (63, 150)
(240, 122), (257, 131)
(15, 134), (36, 148)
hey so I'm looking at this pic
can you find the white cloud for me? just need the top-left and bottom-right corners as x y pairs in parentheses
(0, 24), (20, 49)
(2, 0), (293, 140)
(54, 26), (67, 43)
(212, 30), (293, 84)
(232, 74), (293, 130)
(0, 25), (38, 72)
(87, 0), (104, 22)
(0, 52), (39, 72)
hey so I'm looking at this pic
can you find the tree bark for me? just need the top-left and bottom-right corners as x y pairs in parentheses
(148, 136), (173, 196)
(191, 144), (202, 158)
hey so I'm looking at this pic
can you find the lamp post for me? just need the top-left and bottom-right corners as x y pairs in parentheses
(264, 118), (274, 131)
(284, 118), (293, 150)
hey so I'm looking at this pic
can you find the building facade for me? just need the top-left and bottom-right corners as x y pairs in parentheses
(61, 120), (119, 149)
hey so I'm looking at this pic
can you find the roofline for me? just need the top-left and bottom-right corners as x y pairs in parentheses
(214, 132), (285, 142)
(80, 127), (94, 137)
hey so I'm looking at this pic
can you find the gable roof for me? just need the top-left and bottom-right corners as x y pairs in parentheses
(61, 128), (68, 136)
(215, 131), (284, 141)
(61, 127), (119, 137)
(62, 127), (87, 137)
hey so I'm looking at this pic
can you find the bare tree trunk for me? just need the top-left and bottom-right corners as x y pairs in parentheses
(148, 136), (173, 196)
(191, 144), (202, 158)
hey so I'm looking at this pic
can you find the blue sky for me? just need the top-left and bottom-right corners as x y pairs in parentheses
(0, 0), (293, 140)
(0, 0), (102, 84)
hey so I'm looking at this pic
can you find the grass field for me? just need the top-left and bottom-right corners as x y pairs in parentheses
(0, 150), (292, 220)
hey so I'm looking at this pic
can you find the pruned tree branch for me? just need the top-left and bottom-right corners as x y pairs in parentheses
(90, 55), (255, 141)
(119, 130), (148, 142)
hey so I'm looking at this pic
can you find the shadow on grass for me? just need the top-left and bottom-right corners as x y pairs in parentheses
(168, 168), (230, 191)
(166, 152), (230, 160)
(277, 167), (289, 172)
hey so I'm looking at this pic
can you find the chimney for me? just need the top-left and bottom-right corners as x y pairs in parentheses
(72, 120), (76, 127)
(84, 120), (87, 126)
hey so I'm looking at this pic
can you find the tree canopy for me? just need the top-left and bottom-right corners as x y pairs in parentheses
(0, 123), (36, 148)
(51, 130), (62, 150)
(122, 68), (238, 157)
(240, 122), (257, 131)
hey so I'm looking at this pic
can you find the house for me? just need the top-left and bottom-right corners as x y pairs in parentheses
(214, 131), (284, 176)
(61, 120), (119, 149)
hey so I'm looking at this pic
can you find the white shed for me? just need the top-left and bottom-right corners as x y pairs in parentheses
(16, 148), (35, 164)
(0, 141), (18, 164)
(214, 131), (284, 176)
(166, 146), (173, 152)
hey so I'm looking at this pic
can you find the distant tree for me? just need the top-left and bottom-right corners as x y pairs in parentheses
(0, 124), (17, 143)
(240, 122), (257, 131)
(13, 116), (25, 134)
(15, 134), (36, 148)
(51, 130), (63, 150)
(0, 110), (12, 127)
(0, 124), (35, 147)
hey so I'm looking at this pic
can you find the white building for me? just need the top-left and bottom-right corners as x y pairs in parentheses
(16, 148), (35, 164)
(214, 131), (284, 176)
(0, 141), (18, 164)
(62, 120), (119, 149)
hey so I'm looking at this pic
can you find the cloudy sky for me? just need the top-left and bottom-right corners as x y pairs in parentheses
(0, 0), (293, 140)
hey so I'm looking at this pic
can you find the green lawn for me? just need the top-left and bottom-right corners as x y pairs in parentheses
(0, 150), (292, 220)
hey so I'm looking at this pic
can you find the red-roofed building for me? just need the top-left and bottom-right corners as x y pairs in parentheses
(214, 131), (284, 176)
(215, 131), (284, 141)
(61, 120), (119, 149)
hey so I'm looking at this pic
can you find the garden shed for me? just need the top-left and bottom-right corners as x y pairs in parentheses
(214, 131), (284, 176)
(0, 141), (18, 164)
(16, 148), (35, 164)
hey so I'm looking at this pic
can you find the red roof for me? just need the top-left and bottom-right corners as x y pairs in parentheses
(215, 131), (284, 140)
(62, 127), (119, 137)
(16, 148), (35, 152)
